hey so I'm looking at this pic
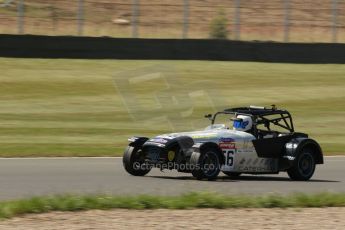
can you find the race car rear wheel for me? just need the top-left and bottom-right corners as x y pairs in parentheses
(287, 148), (316, 181)
(190, 147), (221, 180)
(123, 146), (151, 176)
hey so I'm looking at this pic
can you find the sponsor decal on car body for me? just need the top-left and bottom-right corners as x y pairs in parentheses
(219, 137), (235, 143)
(219, 142), (236, 149)
(191, 134), (217, 139)
(149, 138), (168, 144)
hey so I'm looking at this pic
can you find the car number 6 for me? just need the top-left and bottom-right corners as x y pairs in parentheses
(224, 149), (235, 166)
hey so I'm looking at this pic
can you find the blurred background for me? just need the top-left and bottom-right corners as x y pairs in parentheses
(1, 0), (345, 42)
(1, 1), (345, 157)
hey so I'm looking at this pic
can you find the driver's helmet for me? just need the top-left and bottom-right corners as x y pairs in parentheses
(233, 115), (253, 132)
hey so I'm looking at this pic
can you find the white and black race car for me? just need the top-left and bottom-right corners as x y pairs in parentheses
(123, 106), (323, 181)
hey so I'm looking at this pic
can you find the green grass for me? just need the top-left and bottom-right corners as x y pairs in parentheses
(1, 192), (345, 219)
(0, 58), (344, 157)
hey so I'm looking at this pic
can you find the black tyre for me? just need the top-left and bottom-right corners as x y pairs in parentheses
(190, 147), (221, 180)
(223, 172), (241, 178)
(287, 149), (316, 181)
(123, 146), (151, 176)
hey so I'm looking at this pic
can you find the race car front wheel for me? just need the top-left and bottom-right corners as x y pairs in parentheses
(123, 146), (151, 176)
(287, 148), (316, 181)
(190, 147), (221, 180)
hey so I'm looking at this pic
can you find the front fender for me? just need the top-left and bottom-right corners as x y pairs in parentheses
(128, 136), (149, 148)
(143, 135), (194, 150)
(192, 142), (225, 165)
(141, 136), (195, 162)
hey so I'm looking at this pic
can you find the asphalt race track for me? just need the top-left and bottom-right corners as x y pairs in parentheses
(0, 157), (344, 200)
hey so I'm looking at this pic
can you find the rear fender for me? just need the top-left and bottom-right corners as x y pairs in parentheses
(284, 138), (323, 165)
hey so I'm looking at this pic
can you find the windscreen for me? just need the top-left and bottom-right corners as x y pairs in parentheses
(213, 113), (235, 129)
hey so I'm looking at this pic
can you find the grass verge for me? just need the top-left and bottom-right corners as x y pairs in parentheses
(1, 58), (344, 156)
(1, 192), (345, 220)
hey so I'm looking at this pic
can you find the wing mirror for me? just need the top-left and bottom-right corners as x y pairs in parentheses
(204, 114), (212, 120)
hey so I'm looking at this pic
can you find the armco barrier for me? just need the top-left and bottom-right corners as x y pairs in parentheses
(0, 34), (345, 63)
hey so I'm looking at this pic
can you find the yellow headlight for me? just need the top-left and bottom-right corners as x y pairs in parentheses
(168, 151), (175, 161)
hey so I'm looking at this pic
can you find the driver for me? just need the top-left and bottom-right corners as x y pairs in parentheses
(233, 115), (253, 133)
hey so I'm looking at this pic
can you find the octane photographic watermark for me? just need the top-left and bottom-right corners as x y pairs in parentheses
(132, 162), (217, 172)
(112, 64), (219, 132)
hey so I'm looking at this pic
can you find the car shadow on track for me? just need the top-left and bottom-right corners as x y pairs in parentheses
(148, 175), (339, 183)
(219, 175), (339, 183)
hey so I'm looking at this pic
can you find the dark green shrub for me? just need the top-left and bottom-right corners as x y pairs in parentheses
(209, 10), (229, 39)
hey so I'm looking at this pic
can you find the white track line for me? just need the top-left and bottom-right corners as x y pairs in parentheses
(324, 156), (345, 158)
(0, 157), (121, 160)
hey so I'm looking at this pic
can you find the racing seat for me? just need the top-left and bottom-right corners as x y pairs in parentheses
(257, 129), (279, 139)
